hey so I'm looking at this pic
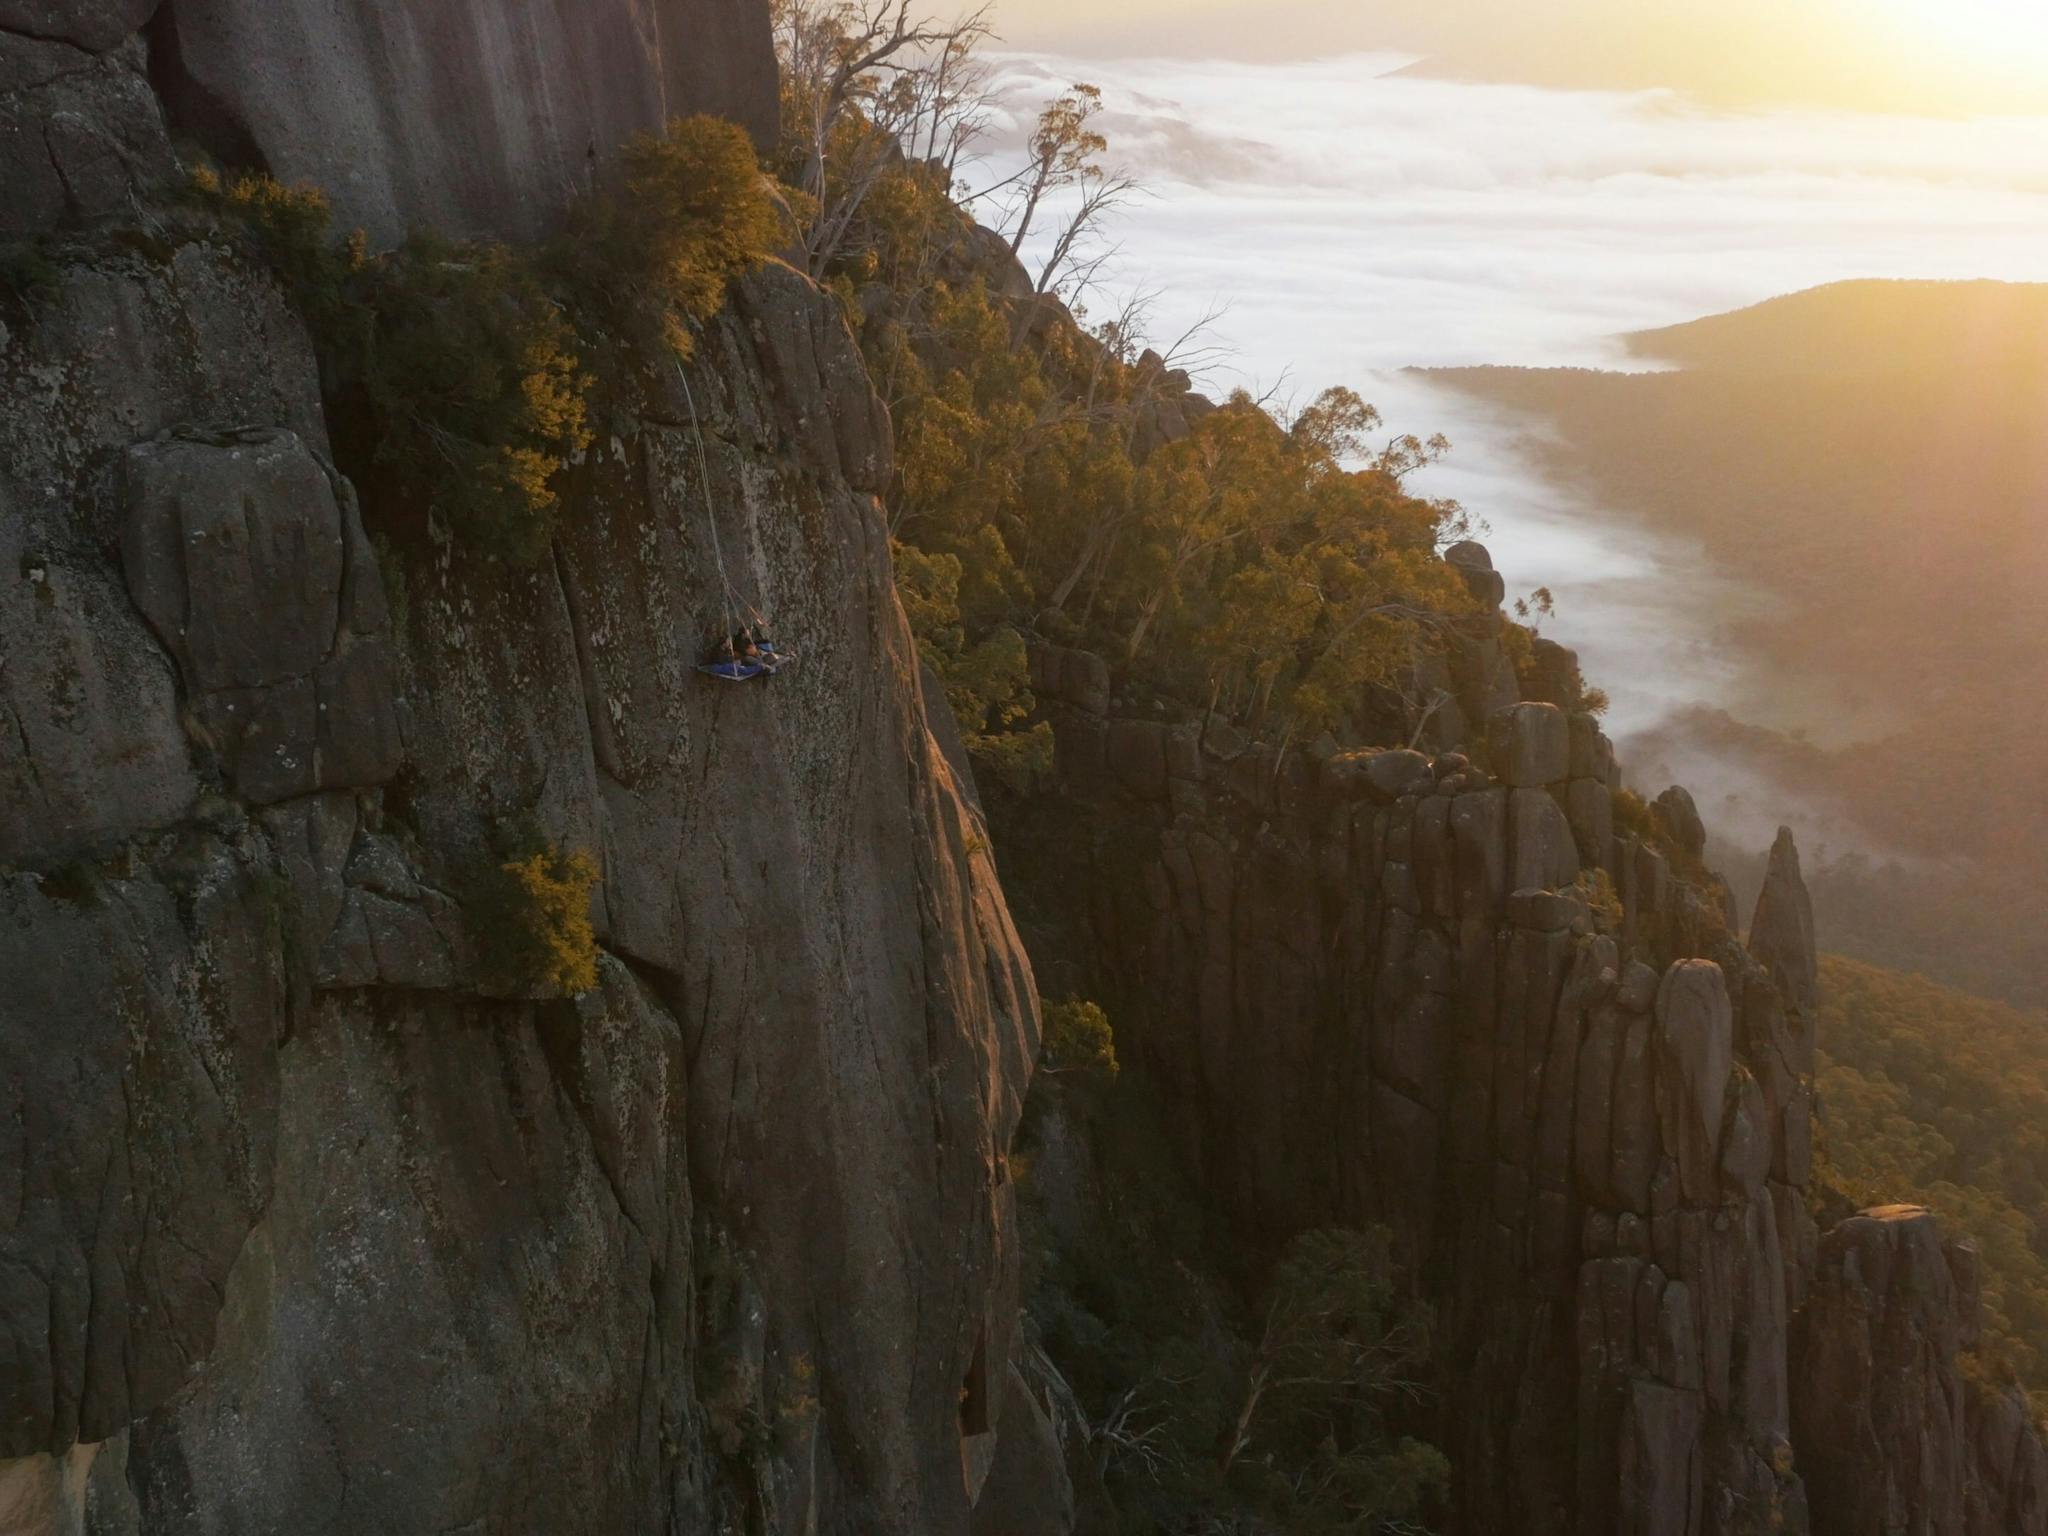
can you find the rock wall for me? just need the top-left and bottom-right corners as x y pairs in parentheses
(1, 0), (778, 245)
(1004, 591), (2045, 1535)
(0, 7), (1042, 1530)
(1795, 1206), (2048, 1536)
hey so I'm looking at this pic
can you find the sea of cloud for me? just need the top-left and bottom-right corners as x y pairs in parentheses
(976, 52), (2048, 858)
(980, 51), (2048, 375)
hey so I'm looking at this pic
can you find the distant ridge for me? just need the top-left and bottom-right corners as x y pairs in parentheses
(1623, 277), (2048, 375)
(1423, 275), (2048, 1007)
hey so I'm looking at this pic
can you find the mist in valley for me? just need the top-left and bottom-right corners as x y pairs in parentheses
(980, 48), (2048, 1002)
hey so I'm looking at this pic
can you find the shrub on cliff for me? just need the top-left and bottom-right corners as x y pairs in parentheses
(354, 235), (593, 563)
(191, 169), (593, 563)
(186, 167), (366, 340)
(1218, 1227), (1445, 1531)
(568, 114), (781, 355)
(474, 841), (602, 998)
(1041, 999), (1119, 1078)
(895, 538), (1054, 793)
(191, 119), (776, 565)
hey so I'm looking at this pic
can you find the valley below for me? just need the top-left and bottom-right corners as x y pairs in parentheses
(1426, 279), (2048, 1009)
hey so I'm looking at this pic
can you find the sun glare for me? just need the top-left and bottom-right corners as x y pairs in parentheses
(1885, 0), (2048, 65)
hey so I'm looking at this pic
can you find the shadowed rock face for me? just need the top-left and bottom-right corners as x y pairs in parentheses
(1004, 641), (1814, 1532)
(153, 0), (779, 244)
(1794, 1206), (2047, 1536)
(0, 0), (777, 245)
(2, 7), (2039, 1533)
(0, 19), (1038, 1521)
(1004, 628), (2046, 1536)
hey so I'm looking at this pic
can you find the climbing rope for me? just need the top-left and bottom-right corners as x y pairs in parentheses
(672, 357), (744, 653)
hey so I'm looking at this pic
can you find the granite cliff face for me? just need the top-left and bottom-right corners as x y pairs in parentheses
(1, 0), (777, 245)
(1, 4), (1040, 1532)
(3, 6), (2041, 1535)
(1002, 574), (2047, 1533)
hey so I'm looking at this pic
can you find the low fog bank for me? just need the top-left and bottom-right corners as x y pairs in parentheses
(980, 51), (2048, 1000)
(981, 51), (2048, 376)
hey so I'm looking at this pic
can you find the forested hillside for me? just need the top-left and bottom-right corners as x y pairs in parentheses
(1429, 280), (2048, 1006)
(1816, 953), (2048, 1412)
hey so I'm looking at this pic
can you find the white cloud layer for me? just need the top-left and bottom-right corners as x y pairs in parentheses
(981, 51), (2048, 377)
(973, 54), (2048, 857)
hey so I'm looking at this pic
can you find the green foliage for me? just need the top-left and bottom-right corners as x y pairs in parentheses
(475, 841), (602, 998)
(1041, 999), (1118, 1078)
(1612, 786), (1658, 841)
(356, 235), (593, 562)
(1815, 952), (2048, 1409)
(1571, 867), (1624, 927)
(1017, 1069), (1445, 1534)
(1220, 1227), (1444, 1532)
(896, 538), (1054, 792)
(187, 167), (365, 336)
(568, 114), (780, 356)
(190, 118), (775, 566)
(192, 167), (589, 562)
(779, 60), (1474, 759)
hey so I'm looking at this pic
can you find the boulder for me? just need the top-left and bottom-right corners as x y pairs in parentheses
(1364, 748), (1436, 801)
(1508, 888), (1578, 932)
(1617, 961), (1660, 1014)
(1491, 702), (1571, 787)
(120, 430), (402, 804)
(1565, 777), (1615, 871)
(1029, 644), (1111, 717)
(1568, 712), (1615, 782)
(1747, 826), (1818, 1017)
(1519, 636), (1583, 709)
(1444, 540), (1494, 571)
(1509, 787), (1579, 892)
(1653, 961), (1732, 1206)
(1651, 786), (1707, 863)
(1444, 540), (1507, 608)
(0, 33), (175, 237)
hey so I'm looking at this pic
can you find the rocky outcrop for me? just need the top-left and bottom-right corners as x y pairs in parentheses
(1794, 1206), (2046, 1536)
(0, 16), (1039, 1526)
(1003, 638), (1812, 1531)
(0, 29), (173, 237)
(1, 0), (777, 245)
(1001, 619), (2046, 1535)
(5, 6), (2038, 1530)
(120, 429), (402, 803)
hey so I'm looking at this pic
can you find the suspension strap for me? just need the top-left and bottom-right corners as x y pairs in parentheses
(673, 357), (744, 649)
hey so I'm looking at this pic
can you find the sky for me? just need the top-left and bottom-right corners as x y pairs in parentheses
(991, 0), (2048, 115)
(966, 2), (2048, 851)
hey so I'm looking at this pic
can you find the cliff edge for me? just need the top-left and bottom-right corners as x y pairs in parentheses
(1, 4), (1039, 1533)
